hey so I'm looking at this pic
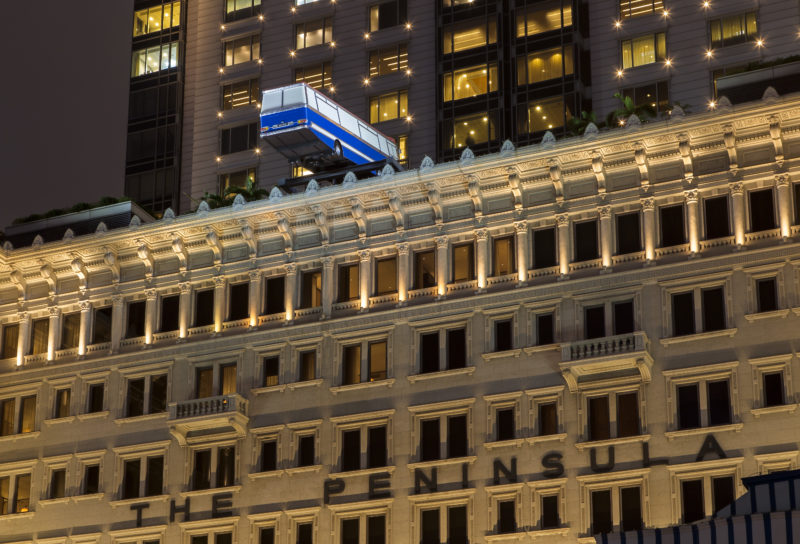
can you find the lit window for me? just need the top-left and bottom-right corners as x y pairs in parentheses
(225, 0), (262, 23)
(124, 373), (167, 418)
(1, 324), (18, 360)
(29, 318), (48, 355)
(449, 112), (497, 149)
(443, 19), (497, 54)
(60, 314), (80, 350)
(443, 64), (498, 101)
(517, 47), (573, 85)
(191, 445), (236, 490)
(219, 168), (256, 193)
(516, 0), (572, 37)
(294, 63), (333, 90)
(222, 79), (259, 110)
(340, 340), (388, 385)
(369, 44), (408, 77)
(195, 363), (237, 398)
(710, 12), (757, 48)
(518, 98), (571, 134)
(621, 33), (666, 69)
(301, 270), (322, 308)
(375, 256), (398, 295)
(395, 135), (408, 166)
(369, 0), (407, 32)
(295, 18), (332, 49)
(0, 472), (31, 514)
(619, 0), (664, 19)
(621, 81), (669, 116)
(451, 243), (475, 282)
(133, 2), (181, 37)
(492, 236), (514, 277)
(0, 395), (35, 436)
(369, 90), (408, 123)
(224, 34), (260, 66)
(131, 42), (179, 77)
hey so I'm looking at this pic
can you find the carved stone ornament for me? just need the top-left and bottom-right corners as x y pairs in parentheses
(196, 200), (210, 215)
(145, 288), (157, 300)
(284, 262), (298, 274)
(232, 194), (246, 211)
(435, 235), (449, 249)
(762, 86), (779, 102)
(381, 164), (395, 179)
(179, 281), (191, 293)
(729, 182), (744, 195)
(540, 131), (556, 147)
(79, 301), (92, 311)
(670, 104), (685, 119)
(459, 147), (475, 164)
(48, 306), (61, 317)
(419, 155), (434, 173)
(583, 122), (599, 138)
(130, 215), (142, 227)
(684, 189), (699, 203)
(641, 197), (655, 211)
(514, 221), (528, 233)
(342, 171), (357, 188)
(556, 214), (570, 227)
(213, 276), (226, 287)
(322, 256), (334, 267)
(474, 228), (489, 241)
(62, 228), (75, 241)
(269, 186), (283, 203)
(500, 140), (515, 157)
(625, 114), (641, 129)
(305, 179), (319, 194)
(2, 241), (12, 251)
(397, 242), (410, 255)
(162, 208), (176, 219)
(358, 249), (371, 261)
(32, 235), (44, 247)
(598, 206), (612, 218)
(775, 174), (790, 187)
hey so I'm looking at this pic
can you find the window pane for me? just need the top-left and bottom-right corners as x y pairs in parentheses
(369, 341), (387, 381)
(414, 250), (436, 289)
(217, 446), (235, 487)
(519, 46), (573, 85)
(20, 396), (35, 433)
(93, 307), (112, 344)
(451, 112), (496, 149)
(704, 196), (730, 239)
(617, 392), (639, 437)
(375, 258), (397, 295)
(591, 489), (612, 534)
(677, 384), (700, 429)
(193, 450), (211, 490)
(756, 278), (777, 313)
(750, 189), (775, 231)
(150, 374), (167, 413)
(519, 98), (570, 134)
(707, 379), (731, 426)
(682, 479), (704, 522)
(30, 319), (49, 355)
(343, 345), (361, 385)
(620, 486), (642, 531)
(264, 356), (280, 387)
(61, 314), (80, 350)
(448, 505), (468, 544)
(452, 244), (474, 282)
(447, 328), (466, 369)
(588, 396), (610, 440)
(338, 264), (359, 302)
(517, 1), (571, 37)
(342, 518), (359, 544)
(539, 402), (558, 435)
(672, 292), (695, 336)
(421, 332), (440, 373)
(421, 509), (440, 544)
(444, 64), (498, 101)
(1, 400), (14, 436)
(444, 20), (496, 53)
(341, 429), (361, 471)
(220, 364), (237, 395)
(712, 476), (735, 514)
(541, 495), (560, 528)
(701, 287), (726, 332)
(533, 228), (557, 268)
(300, 351), (316, 381)
(367, 515), (386, 544)
(496, 408), (514, 441)
(196, 368), (213, 398)
(574, 220), (598, 261)
(367, 426), (387, 468)
(146, 456), (164, 495)
(763, 372), (785, 407)
(14, 474), (30, 513)
(420, 419), (440, 461)
(492, 237), (514, 276)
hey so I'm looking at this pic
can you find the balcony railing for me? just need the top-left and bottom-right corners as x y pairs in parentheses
(169, 393), (247, 420)
(559, 332), (652, 391)
(562, 331), (649, 362)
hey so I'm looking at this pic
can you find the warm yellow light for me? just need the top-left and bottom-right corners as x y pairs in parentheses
(619, 119), (626, 126)
(216, 156), (222, 162)
(289, 50), (296, 57)
(291, 6), (296, 13)
(664, 58), (672, 67)
(614, 20), (622, 29)
(364, 32), (370, 39)
(363, 77), (370, 86)
(406, 115), (413, 122)
(705, 49), (713, 58)
(708, 100), (717, 110)
(221, 24), (226, 30)
(255, 148), (261, 155)
(662, 9), (670, 17)
(755, 38), (764, 47)
(406, 68), (412, 76)
(329, 41), (336, 47)
(328, 85), (335, 93)
(702, 1), (710, 7)
(217, 111), (223, 118)
(257, 58), (263, 64)
(616, 69), (624, 78)
(218, 67), (224, 74)
(405, 22), (412, 30)
(258, 14), (264, 21)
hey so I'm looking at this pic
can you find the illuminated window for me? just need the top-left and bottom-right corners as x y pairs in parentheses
(619, 0), (664, 19)
(224, 34), (260, 66)
(443, 0), (477, 6)
(375, 257), (398, 295)
(133, 2), (181, 37)
(369, 90), (408, 123)
(0, 395), (35, 436)
(369, 45), (408, 77)
(621, 81), (669, 115)
(60, 314), (80, 350)
(443, 19), (497, 54)
(621, 33), (666, 69)
(222, 79), (259, 110)
(369, 0), (407, 32)
(341, 340), (388, 385)
(338, 263), (359, 302)
(492, 236), (514, 276)
(292, 165), (314, 178)
(518, 98), (571, 134)
(452, 243), (475, 283)
(516, 1), (572, 37)
(131, 42), (178, 77)
(294, 63), (333, 90)
(443, 64), (498, 101)
(448, 112), (496, 149)
(295, 18), (333, 49)
(219, 168), (256, 193)
(220, 123), (258, 155)
(710, 12), (757, 48)
(29, 318), (48, 355)
(295, 0), (321, 4)
(225, 0), (261, 22)
(301, 270), (322, 308)
(517, 47), (573, 86)
(395, 135), (408, 166)
(0, 473), (31, 514)
(0, 324), (17, 360)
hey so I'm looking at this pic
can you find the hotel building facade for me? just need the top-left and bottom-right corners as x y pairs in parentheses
(3, 91), (800, 543)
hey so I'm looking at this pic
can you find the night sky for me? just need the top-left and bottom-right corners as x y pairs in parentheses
(0, 1), (133, 229)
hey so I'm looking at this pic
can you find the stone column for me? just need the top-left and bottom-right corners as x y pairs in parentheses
(397, 243), (410, 305)
(213, 276), (226, 333)
(47, 306), (60, 362)
(475, 228), (489, 290)
(641, 197), (656, 261)
(556, 214), (570, 277)
(16, 311), (30, 366)
(685, 190), (700, 254)
(248, 270), (262, 328)
(284, 263), (298, 323)
(730, 182), (745, 247)
(78, 301), (92, 356)
(776, 174), (791, 239)
(514, 221), (529, 285)
(110, 295), (124, 353)
(322, 257), (334, 319)
(144, 289), (157, 345)
(598, 206), (613, 269)
(435, 235), (449, 298)
(358, 249), (371, 310)
(178, 282), (191, 339)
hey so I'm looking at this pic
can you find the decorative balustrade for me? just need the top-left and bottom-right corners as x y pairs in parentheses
(222, 318), (249, 330)
(559, 331), (653, 391)
(562, 331), (649, 362)
(169, 393), (247, 420)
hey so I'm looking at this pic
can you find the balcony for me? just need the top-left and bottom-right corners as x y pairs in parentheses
(559, 331), (653, 391)
(168, 393), (248, 445)
(716, 59), (800, 103)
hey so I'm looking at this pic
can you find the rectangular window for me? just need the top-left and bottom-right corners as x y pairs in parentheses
(710, 12), (758, 48)
(263, 356), (279, 387)
(450, 111), (497, 149)
(749, 188), (775, 232)
(443, 19), (497, 54)
(369, 90), (408, 124)
(219, 168), (257, 194)
(613, 301), (635, 335)
(660, 204), (685, 246)
(375, 257), (397, 295)
(220, 122), (259, 155)
(447, 328), (466, 369)
(449, 506), (468, 544)
(50, 468), (66, 499)
(681, 479), (704, 522)
(421, 509), (440, 544)
(498, 500), (516, 533)
(701, 287), (726, 332)
(195, 289), (214, 326)
(300, 351), (316, 381)
(414, 250), (436, 289)
(447, 415), (468, 458)
(494, 319), (513, 352)
(443, 64), (498, 102)
(370, 45), (408, 77)
(620, 486), (642, 531)
(621, 81), (670, 116)
(539, 402), (558, 435)
(1, 324), (18, 359)
(295, 18), (333, 49)
(343, 345), (361, 386)
(18, 396), (34, 433)
(707, 379), (731, 426)
(536, 313), (555, 346)
(146, 456), (164, 496)
(53, 389), (70, 419)
(368, 426), (388, 468)
(220, 364), (237, 395)
(588, 396), (610, 441)
(224, 34), (260, 66)
(574, 220), (598, 262)
(517, 46), (574, 86)
(621, 33), (666, 69)
(160, 295), (179, 332)
(518, 98), (570, 134)
(396, 134), (408, 166)
(584, 306), (605, 340)
(14, 474), (30, 513)
(342, 518), (359, 544)
(452, 243), (475, 282)
(217, 446), (235, 487)
(712, 476), (735, 514)
(617, 392), (639, 437)
(763, 372), (785, 407)
(298, 435), (315, 466)
(265, 276), (286, 315)
(87, 383), (104, 413)
(261, 440), (277, 471)
(196, 368), (213, 398)
(126, 301), (146, 339)
(672, 292), (695, 336)
(225, 0), (262, 22)
(756, 278), (777, 313)
(28, 318), (48, 356)
(295, 62), (333, 91)
(341, 429), (361, 471)
(420, 332), (440, 373)
(192, 450), (212, 490)
(93, 307), (113, 344)
(591, 489), (612, 534)
(620, 0), (664, 19)
(123, 459), (141, 499)
(228, 283), (249, 321)
(84, 465), (100, 494)
(61, 314), (80, 350)
(132, 42), (179, 76)
(677, 384), (700, 429)
(492, 236), (514, 277)
(338, 264), (359, 303)
(704, 196), (730, 239)
(222, 79), (260, 110)
(369, 341), (387, 381)
(496, 407), (514, 441)
(420, 419), (440, 461)
(133, 2), (181, 36)
(541, 494), (560, 528)
(260, 527), (275, 544)
(301, 271), (322, 308)
(369, 0), (407, 32)
(126, 374), (167, 417)
(297, 523), (313, 544)
(368, 515), (386, 544)
(517, 1), (571, 36)
(533, 228), (557, 268)
(1, 399), (14, 436)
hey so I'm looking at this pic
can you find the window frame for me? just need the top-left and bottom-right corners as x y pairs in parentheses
(295, 18), (333, 49)
(666, 458), (743, 524)
(412, 495), (473, 544)
(287, 420), (322, 470)
(579, 384), (644, 443)
(223, 33), (261, 66)
(409, 398), (474, 463)
(119, 364), (170, 419)
(112, 440), (170, 500)
(330, 409), (393, 474)
(662, 276), (732, 338)
(578, 471), (649, 535)
(332, 330), (392, 387)
(412, 320), (471, 375)
(748, 354), (795, 414)
(483, 391), (522, 445)
(620, 32), (666, 69)
(663, 361), (740, 434)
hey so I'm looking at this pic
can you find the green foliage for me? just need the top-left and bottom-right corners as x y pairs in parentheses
(200, 179), (269, 210)
(567, 110), (599, 136)
(12, 196), (131, 225)
(606, 92), (655, 127)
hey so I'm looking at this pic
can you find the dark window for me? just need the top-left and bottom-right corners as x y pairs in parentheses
(297, 522), (313, 544)
(496, 408), (514, 441)
(705, 196), (730, 239)
(367, 426), (388, 468)
(229, 283), (249, 321)
(420, 332), (439, 373)
(1, 323), (18, 359)
(369, 44), (408, 77)
(369, 0), (407, 32)
(219, 168), (256, 194)
(756, 278), (778, 313)
(375, 257), (397, 295)
(127, 378), (145, 417)
(541, 495), (560, 528)
(301, 271), (322, 308)
(160, 295), (179, 332)
(447, 415), (467, 458)
(763, 372), (785, 407)
(264, 356), (279, 387)
(342, 518), (359, 544)
(265, 276), (286, 315)
(621, 80), (670, 115)
(196, 367), (213, 398)
(620, 487), (642, 531)
(54, 389), (70, 418)
(367, 515), (386, 544)
(195, 290), (214, 327)
(574, 220), (599, 262)
(591, 489), (612, 534)
(794, 183), (800, 224)
(712, 476), (735, 514)
(193, 450), (211, 490)
(369, 341), (387, 381)
(448, 505), (468, 544)
(222, 78), (260, 109)
(414, 250), (436, 289)
(61, 314), (80, 350)
(150, 374), (167, 413)
(672, 292), (695, 336)
(702, 287), (726, 332)
(492, 236), (515, 276)
(447, 328), (466, 369)
(452, 244), (475, 282)
(260, 528), (275, 544)
(421, 509), (439, 544)
(343, 345), (361, 385)
(123, 459), (141, 499)
(617, 392), (639, 437)
(616, 212), (641, 254)
(750, 189), (775, 232)
(298, 435), (315, 466)
(93, 307), (112, 344)
(341, 429), (361, 471)
(677, 384), (701, 429)
(192, 536), (208, 544)
(338, 264), (359, 302)
(220, 123), (259, 155)
(420, 419), (440, 461)
(145, 456), (163, 496)
(498, 500), (516, 533)
(613, 301), (634, 334)
(588, 396), (610, 441)
(584, 306), (605, 339)
(217, 446), (235, 487)
(261, 441), (277, 471)
(682, 479), (704, 522)
(225, 0), (261, 22)
(300, 351), (316, 381)
(87, 383), (104, 413)
(216, 534), (233, 544)
(126, 301), (146, 338)
(660, 205), (686, 247)
(536, 313), (554, 345)
(539, 402), (558, 435)
(533, 228), (557, 269)
(707, 380), (731, 426)
(84, 465), (100, 494)
(50, 468), (66, 499)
